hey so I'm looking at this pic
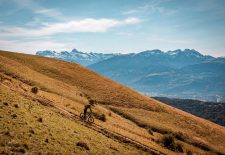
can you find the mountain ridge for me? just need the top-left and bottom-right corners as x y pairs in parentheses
(36, 48), (225, 101)
(36, 48), (120, 66)
(88, 50), (225, 102)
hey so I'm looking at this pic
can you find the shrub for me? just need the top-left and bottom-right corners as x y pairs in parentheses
(37, 117), (43, 122)
(14, 104), (19, 108)
(173, 132), (186, 141)
(3, 102), (8, 106)
(110, 146), (118, 151)
(161, 135), (183, 152)
(11, 114), (17, 118)
(76, 141), (89, 150)
(147, 128), (153, 135)
(176, 143), (184, 153)
(31, 87), (38, 94)
(162, 135), (176, 149)
(11, 148), (26, 154)
(99, 114), (106, 122)
(65, 103), (70, 107)
(45, 138), (49, 143)
(187, 150), (193, 155)
(29, 129), (35, 134)
(108, 112), (112, 116)
(4, 131), (12, 136)
(93, 112), (106, 122)
(23, 144), (29, 150)
(193, 142), (212, 151)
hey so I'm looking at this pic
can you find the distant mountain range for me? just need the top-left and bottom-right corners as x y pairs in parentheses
(36, 49), (119, 66)
(36, 49), (225, 102)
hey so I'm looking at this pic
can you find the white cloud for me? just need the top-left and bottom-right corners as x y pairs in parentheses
(35, 8), (59, 15)
(0, 39), (71, 54)
(122, 9), (139, 15)
(10, 0), (64, 20)
(33, 8), (63, 19)
(122, 0), (177, 16)
(0, 17), (141, 38)
(124, 17), (140, 24)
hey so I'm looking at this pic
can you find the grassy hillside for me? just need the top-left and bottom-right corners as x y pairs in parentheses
(1, 50), (225, 154)
(0, 85), (148, 154)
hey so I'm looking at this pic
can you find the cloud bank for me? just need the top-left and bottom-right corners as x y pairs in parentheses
(0, 17), (141, 38)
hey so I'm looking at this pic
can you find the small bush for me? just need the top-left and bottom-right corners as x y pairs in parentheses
(23, 144), (29, 150)
(45, 138), (49, 143)
(11, 114), (17, 118)
(173, 132), (186, 141)
(187, 150), (193, 155)
(162, 135), (175, 149)
(65, 103), (70, 107)
(31, 87), (38, 94)
(76, 141), (89, 150)
(14, 104), (19, 108)
(110, 146), (118, 151)
(11, 148), (26, 154)
(4, 131), (13, 137)
(37, 117), (43, 122)
(147, 128), (153, 135)
(93, 112), (106, 122)
(29, 129), (35, 134)
(99, 114), (106, 122)
(176, 143), (184, 153)
(161, 135), (183, 152)
(108, 112), (112, 116)
(3, 102), (8, 106)
(192, 141), (211, 151)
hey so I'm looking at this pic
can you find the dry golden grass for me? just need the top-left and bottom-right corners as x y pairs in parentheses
(0, 50), (225, 154)
(0, 85), (150, 155)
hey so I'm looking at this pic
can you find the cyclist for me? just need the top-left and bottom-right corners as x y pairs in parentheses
(84, 100), (95, 120)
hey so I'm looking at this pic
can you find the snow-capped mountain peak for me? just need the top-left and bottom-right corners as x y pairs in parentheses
(36, 50), (56, 57)
(167, 49), (203, 57)
(36, 49), (118, 66)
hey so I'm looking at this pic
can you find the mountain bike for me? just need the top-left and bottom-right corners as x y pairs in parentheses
(80, 112), (94, 124)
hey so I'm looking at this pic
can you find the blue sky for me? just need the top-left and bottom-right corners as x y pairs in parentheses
(0, 0), (225, 56)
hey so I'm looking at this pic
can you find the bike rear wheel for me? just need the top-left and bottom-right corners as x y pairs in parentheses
(88, 116), (94, 123)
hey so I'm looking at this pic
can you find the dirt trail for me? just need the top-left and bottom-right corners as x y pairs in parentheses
(0, 80), (165, 155)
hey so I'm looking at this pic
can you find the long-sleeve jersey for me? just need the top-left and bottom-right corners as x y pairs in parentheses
(84, 104), (92, 111)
